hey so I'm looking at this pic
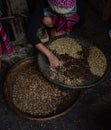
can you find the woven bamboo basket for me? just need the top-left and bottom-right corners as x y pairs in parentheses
(37, 35), (109, 90)
(4, 57), (81, 121)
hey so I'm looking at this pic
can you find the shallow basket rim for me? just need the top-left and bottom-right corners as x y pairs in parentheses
(37, 35), (109, 90)
(4, 56), (82, 121)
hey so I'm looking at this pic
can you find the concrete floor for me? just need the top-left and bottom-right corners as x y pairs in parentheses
(0, 4), (111, 130)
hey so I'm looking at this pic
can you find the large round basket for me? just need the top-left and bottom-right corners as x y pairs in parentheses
(37, 35), (109, 90)
(4, 57), (81, 121)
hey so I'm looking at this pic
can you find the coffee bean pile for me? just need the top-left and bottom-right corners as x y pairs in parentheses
(49, 37), (82, 59)
(6, 62), (77, 117)
(88, 46), (107, 77)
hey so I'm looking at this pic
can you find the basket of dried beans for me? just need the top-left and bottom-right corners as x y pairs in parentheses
(4, 57), (81, 121)
(37, 35), (109, 90)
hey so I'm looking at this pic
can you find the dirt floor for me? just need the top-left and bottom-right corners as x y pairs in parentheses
(0, 3), (111, 130)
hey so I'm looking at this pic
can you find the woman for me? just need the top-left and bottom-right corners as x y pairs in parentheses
(27, 0), (82, 67)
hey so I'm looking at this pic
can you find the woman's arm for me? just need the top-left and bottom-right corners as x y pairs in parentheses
(27, 1), (60, 67)
(35, 43), (60, 67)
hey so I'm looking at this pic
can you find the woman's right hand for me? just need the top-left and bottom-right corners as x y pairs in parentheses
(47, 52), (60, 67)
(35, 43), (60, 67)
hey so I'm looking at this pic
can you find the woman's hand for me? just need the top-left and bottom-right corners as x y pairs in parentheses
(47, 52), (60, 67)
(35, 43), (60, 67)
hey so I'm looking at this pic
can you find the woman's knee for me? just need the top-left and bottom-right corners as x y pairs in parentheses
(42, 17), (53, 27)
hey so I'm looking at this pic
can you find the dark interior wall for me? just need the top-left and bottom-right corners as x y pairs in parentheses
(26, 0), (36, 14)
(0, 0), (7, 16)
(87, 0), (107, 16)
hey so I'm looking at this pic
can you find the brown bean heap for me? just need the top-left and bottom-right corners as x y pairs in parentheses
(8, 65), (76, 116)
(50, 49), (94, 86)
